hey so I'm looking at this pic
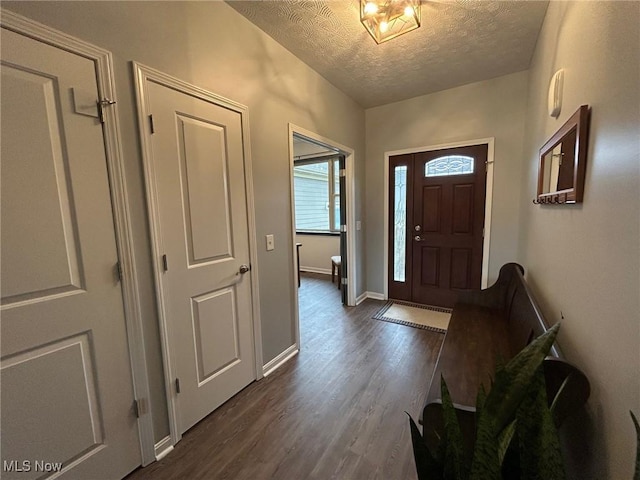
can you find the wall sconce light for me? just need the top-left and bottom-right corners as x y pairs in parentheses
(360, 0), (421, 44)
(548, 69), (564, 118)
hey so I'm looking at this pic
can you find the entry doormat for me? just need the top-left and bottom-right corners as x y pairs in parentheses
(372, 301), (452, 333)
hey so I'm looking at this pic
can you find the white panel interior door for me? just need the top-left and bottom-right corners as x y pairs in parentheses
(0, 28), (140, 479)
(144, 79), (256, 433)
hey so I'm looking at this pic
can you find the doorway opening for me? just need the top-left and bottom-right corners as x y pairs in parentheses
(292, 135), (343, 296)
(384, 139), (495, 308)
(288, 125), (356, 347)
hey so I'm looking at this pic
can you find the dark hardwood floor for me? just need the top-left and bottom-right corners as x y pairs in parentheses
(126, 273), (443, 480)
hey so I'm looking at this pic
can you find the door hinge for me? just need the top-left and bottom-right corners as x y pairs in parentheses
(162, 254), (168, 272)
(133, 399), (140, 418)
(339, 169), (346, 177)
(149, 114), (155, 134)
(175, 378), (181, 394)
(97, 98), (116, 124)
(116, 261), (123, 282)
(341, 277), (348, 285)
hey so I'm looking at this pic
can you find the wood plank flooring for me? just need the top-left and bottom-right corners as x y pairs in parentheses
(126, 273), (443, 480)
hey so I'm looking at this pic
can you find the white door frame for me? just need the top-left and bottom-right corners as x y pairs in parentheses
(0, 10), (155, 466)
(383, 138), (495, 299)
(133, 62), (263, 452)
(288, 124), (357, 345)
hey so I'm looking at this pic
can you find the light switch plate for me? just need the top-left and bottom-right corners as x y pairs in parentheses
(266, 234), (275, 251)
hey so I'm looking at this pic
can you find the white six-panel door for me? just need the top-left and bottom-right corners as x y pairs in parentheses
(0, 28), (140, 479)
(137, 69), (257, 434)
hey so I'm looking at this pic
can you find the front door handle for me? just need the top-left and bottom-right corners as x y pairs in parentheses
(414, 235), (423, 242)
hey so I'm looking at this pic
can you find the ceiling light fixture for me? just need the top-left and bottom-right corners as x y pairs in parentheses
(360, 0), (421, 44)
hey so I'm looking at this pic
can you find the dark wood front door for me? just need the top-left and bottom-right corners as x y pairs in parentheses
(388, 144), (487, 308)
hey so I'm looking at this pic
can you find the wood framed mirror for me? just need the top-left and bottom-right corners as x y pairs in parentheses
(537, 105), (591, 204)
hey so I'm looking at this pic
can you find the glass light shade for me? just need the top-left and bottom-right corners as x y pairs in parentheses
(360, 0), (421, 44)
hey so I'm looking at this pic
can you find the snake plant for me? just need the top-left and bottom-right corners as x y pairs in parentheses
(408, 323), (566, 480)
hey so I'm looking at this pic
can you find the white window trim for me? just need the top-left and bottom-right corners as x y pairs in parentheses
(293, 157), (340, 234)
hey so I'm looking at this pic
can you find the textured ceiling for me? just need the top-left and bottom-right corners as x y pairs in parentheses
(227, 0), (548, 108)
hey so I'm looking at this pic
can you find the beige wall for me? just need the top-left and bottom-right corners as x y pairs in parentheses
(364, 71), (529, 294)
(5, 2), (638, 476)
(3, 1), (366, 443)
(295, 234), (340, 273)
(518, 2), (640, 478)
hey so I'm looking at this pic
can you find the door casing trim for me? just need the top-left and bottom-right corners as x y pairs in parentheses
(0, 9), (155, 466)
(133, 62), (263, 448)
(383, 138), (495, 299)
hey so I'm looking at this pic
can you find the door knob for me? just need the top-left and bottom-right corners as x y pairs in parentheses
(414, 225), (421, 232)
(238, 264), (250, 274)
(414, 235), (423, 242)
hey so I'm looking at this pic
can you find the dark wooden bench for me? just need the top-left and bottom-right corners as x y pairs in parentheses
(420, 263), (590, 448)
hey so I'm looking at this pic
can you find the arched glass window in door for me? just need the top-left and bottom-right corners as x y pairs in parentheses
(425, 155), (474, 177)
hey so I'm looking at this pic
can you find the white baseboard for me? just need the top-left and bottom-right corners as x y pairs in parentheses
(154, 436), (174, 461)
(262, 344), (299, 377)
(367, 291), (386, 301)
(300, 266), (332, 275)
(356, 291), (385, 305)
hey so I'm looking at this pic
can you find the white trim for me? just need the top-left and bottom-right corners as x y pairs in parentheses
(262, 345), (299, 377)
(288, 124), (357, 359)
(482, 141), (495, 289)
(356, 292), (368, 305)
(154, 436), (174, 461)
(300, 267), (332, 275)
(365, 292), (386, 301)
(356, 291), (385, 305)
(133, 62), (181, 449)
(238, 98), (264, 385)
(0, 10), (155, 466)
(132, 62), (263, 448)
(383, 137), (495, 299)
